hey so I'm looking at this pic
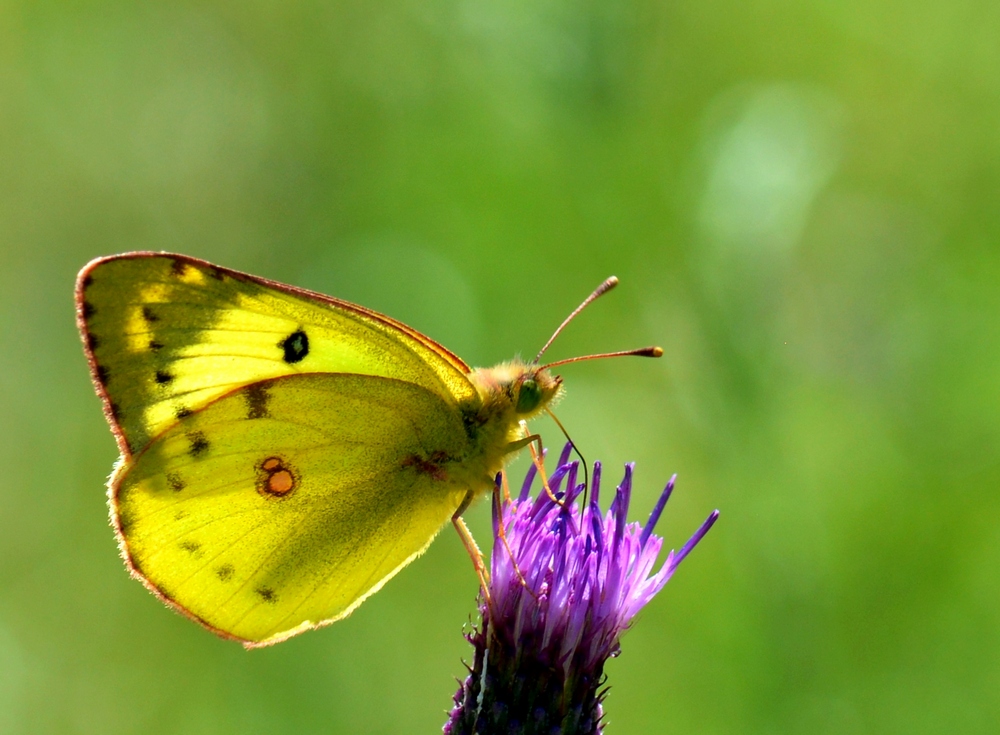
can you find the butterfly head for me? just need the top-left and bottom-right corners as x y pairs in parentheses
(469, 276), (661, 451)
(514, 366), (563, 417)
(470, 361), (563, 421)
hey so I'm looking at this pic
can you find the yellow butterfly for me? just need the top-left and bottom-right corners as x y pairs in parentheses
(76, 253), (660, 647)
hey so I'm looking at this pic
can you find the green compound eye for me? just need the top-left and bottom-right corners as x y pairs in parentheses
(516, 378), (542, 414)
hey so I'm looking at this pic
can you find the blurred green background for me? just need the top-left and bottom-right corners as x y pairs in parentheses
(2, 0), (999, 732)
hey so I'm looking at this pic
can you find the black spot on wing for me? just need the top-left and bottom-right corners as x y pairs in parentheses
(155, 370), (173, 385)
(87, 333), (100, 351)
(216, 564), (234, 581)
(281, 329), (309, 363)
(82, 302), (95, 319)
(82, 274), (94, 288)
(142, 306), (159, 323)
(149, 339), (164, 352)
(96, 365), (110, 384)
(170, 259), (189, 277)
(168, 473), (185, 491)
(245, 383), (270, 419)
(176, 406), (193, 419)
(187, 432), (209, 458)
(256, 587), (278, 603)
(179, 540), (201, 555)
(209, 266), (226, 281)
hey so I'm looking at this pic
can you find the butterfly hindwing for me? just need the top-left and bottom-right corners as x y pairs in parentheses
(114, 373), (479, 646)
(77, 253), (477, 454)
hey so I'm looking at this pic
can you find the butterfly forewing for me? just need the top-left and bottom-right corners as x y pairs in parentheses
(115, 373), (479, 646)
(77, 253), (477, 454)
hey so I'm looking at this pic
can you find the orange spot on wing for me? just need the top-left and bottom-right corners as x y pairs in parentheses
(268, 470), (294, 494)
(257, 456), (298, 498)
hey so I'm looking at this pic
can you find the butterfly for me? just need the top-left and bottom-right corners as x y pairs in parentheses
(76, 252), (661, 647)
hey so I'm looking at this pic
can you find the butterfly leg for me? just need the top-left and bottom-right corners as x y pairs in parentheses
(491, 479), (539, 601)
(516, 424), (562, 507)
(452, 493), (492, 606)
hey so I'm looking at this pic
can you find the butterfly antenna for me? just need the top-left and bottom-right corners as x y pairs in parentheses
(545, 407), (591, 506)
(533, 276), (620, 364)
(540, 345), (663, 371)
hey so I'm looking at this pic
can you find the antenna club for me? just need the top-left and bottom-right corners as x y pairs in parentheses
(651, 346), (664, 357)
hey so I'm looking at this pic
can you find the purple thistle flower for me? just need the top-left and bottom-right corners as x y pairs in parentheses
(445, 444), (719, 735)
